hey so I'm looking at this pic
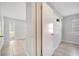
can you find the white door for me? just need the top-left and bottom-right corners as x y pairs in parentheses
(42, 3), (62, 56)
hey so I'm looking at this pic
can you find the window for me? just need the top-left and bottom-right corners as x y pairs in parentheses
(9, 22), (15, 39)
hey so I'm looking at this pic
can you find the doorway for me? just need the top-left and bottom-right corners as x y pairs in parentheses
(0, 2), (37, 56)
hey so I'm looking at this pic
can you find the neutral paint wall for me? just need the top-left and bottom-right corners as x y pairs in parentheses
(0, 2), (26, 20)
(3, 17), (27, 40)
(0, 2), (27, 40)
(0, 16), (4, 50)
(62, 13), (79, 44)
(0, 3), (27, 41)
(42, 3), (62, 56)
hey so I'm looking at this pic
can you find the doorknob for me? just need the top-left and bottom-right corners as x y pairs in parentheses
(0, 36), (4, 37)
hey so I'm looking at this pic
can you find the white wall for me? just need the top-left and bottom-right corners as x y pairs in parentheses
(62, 13), (79, 44)
(0, 2), (27, 39)
(42, 3), (62, 56)
(0, 2), (26, 20)
(15, 20), (27, 39)
(0, 2), (27, 40)
(3, 16), (27, 40)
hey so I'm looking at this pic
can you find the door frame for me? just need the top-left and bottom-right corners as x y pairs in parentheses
(36, 2), (42, 56)
(27, 2), (42, 56)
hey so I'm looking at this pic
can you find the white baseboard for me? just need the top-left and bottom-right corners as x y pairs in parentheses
(26, 53), (29, 56)
(62, 40), (79, 45)
(52, 41), (62, 56)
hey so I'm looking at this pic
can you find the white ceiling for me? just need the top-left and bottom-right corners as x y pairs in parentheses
(47, 2), (79, 17)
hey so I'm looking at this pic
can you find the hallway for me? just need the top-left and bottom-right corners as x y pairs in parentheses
(1, 39), (27, 56)
(53, 41), (79, 56)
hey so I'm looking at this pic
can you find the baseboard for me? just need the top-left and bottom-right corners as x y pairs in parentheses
(62, 40), (79, 45)
(26, 53), (29, 56)
(52, 41), (62, 56)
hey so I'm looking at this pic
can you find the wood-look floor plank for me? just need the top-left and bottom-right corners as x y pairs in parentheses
(53, 41), (79, 56)
(1, 39), (27, 56)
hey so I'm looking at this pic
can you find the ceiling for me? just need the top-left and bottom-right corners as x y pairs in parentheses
(47, 2), (79, 17)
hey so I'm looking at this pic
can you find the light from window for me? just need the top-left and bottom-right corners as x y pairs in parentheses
(9, 22), (15, 39)
(48, 23), (54, 34)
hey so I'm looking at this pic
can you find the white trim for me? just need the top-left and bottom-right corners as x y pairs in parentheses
(25, 52), (30, 56)
(62, 40), (79, 45)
